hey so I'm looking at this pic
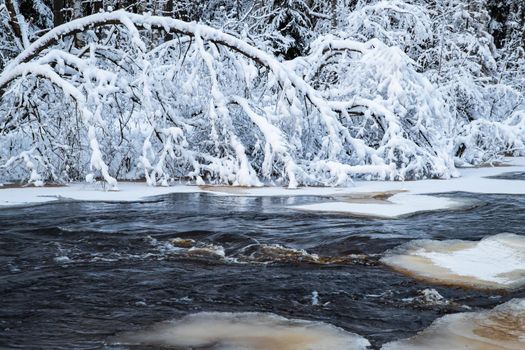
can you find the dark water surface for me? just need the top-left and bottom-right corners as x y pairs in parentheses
(1, 191), (524, 349)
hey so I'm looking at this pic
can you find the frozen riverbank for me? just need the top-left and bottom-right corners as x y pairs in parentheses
(2, 157), (525, 218)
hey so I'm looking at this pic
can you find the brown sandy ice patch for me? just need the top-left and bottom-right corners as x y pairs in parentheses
(117, 312), (370, 349)
(381, 234), (525, 290)
(382, 298), (525, 350)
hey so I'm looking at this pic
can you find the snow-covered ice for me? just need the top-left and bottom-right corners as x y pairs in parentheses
(116, 312), (370, 350)
(382, 298), (525, 349)
(207, 157), (525, 218)
(0, 182), (202, 206)
(290, 193), (465, 219)
(381, 234), (525, 290)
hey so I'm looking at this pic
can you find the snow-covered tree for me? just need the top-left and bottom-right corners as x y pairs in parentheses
(0, 1), (524, 187)
(0, 11), (394, 187)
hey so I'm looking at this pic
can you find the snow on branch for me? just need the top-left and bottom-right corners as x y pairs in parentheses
(0, 9), (461, 187)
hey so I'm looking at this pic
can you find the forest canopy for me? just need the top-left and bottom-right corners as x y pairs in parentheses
(1, 0), (524, 187)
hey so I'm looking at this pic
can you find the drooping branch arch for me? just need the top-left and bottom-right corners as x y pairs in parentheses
(0, 10), (456, 187)
(0, 10), (375, 156)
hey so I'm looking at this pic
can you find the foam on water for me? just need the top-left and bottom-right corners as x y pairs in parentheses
(382, 298), (525, 350)
(117, 312), (370, 350)
(381, 234), (525, 290)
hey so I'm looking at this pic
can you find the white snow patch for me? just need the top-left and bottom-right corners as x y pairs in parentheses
(382, 233), (525, 290)
(0, 182), (202, 206)
(1, 157), (525, 220)
(290, 193), (464, 219)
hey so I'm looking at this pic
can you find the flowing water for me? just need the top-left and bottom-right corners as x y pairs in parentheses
(1, 189), (524, 349)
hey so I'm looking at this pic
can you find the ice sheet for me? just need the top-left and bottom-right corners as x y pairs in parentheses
(382, 298), (525, 349)
(117, 312), (370, 350)
(381, 234), (525, 290)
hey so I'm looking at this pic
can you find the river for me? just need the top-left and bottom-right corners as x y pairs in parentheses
(1, 190), (524, 349)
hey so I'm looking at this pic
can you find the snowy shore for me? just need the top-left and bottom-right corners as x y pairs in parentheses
(2, 158), (525, 219)
(0, 157), (524, 219)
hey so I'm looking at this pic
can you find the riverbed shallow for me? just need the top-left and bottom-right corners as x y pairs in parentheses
(1, 191), (524, 349)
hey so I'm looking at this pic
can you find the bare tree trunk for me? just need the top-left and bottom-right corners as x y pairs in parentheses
(53, 0), (65, 27)
(86, 1), (104, 16)
(164, 0), (174, 17)
(164, 0), (174, 40)
(331, 0), (337, 28)
(5, 0), (23, 44)
(73, 0), (83, 19)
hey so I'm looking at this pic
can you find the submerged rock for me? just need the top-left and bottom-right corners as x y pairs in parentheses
(381, 233), (525, 290)
(117, 312), (370, 350)
(382, 298), (525, 350)
(401, 288), (451, 308)
(151, 236), (374, 266)
(236, 243), (370, 265)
